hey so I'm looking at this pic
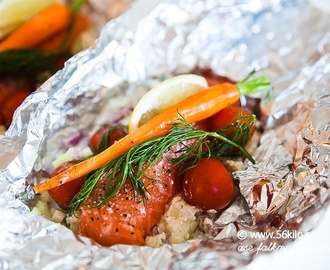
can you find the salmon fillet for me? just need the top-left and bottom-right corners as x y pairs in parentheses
(78, 156), (179, 246)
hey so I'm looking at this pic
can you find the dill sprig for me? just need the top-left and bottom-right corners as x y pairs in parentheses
(67, 113), (255, 215)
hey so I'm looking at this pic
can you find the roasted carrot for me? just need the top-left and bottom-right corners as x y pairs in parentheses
(33, 82), (240, 194)
(0, 4), (72, 52)
(35, 13), (89, 52)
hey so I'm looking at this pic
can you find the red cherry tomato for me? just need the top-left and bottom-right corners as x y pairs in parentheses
(48, 162), (85, 209)
(1, 91), (31, 127)
(0, 76), (35, 127)
(209, 106), (256, 153)
(90, 125), (128, 153)
(208, 106), (253, 133)
(191, 119), (210, 131)
(182, 158), (235, 210)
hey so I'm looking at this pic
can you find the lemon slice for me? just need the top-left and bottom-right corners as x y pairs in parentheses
(128, 74), (209, 133)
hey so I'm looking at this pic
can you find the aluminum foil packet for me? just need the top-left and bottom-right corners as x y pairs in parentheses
(1, 0), (330, 269)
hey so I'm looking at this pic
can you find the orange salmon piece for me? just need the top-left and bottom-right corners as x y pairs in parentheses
(78, 156), (179, 246)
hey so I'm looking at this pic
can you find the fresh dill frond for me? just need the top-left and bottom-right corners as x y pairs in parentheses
(67, 113), (256, 215)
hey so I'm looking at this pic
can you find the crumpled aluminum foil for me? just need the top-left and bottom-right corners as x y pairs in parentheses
(1, 0), (330, 269)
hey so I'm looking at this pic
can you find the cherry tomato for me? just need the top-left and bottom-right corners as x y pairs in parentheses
(90, 124), (128, 153)
(191, 119), (210, 131)
(182, 158), (235, 210)
(0, 91), (31, 127)
(48, 162), (85, 209)
(0, 76), (34, 104)
(208, 106), (253, 133)
(0, 76), (35, 127)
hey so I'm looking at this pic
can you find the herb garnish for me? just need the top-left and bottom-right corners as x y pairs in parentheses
(67, 112), (256, 215)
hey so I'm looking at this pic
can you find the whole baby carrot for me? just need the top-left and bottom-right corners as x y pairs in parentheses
(33, 82), (240, 194)
(0, 4), (72, 52)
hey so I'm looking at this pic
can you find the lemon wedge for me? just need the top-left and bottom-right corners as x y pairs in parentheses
(128, 74), (209, 133)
